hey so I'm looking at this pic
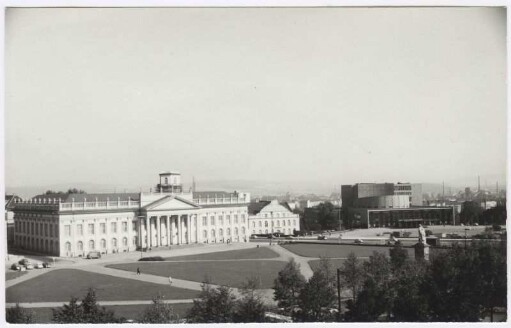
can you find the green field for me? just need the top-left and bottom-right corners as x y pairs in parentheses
(282, 243), (415, 258)
(6, 269), (199, 303)
(10, 303), (194, 323)
(108, 260), (287, 288)
(164, 246), (279, 261)
(6, 271), (28, 281)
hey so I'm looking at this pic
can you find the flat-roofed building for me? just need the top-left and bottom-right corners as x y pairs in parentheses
(12, 172), (251, 257)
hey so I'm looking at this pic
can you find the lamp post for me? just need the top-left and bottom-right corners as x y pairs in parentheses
(336, 268), (342, 320)
(464, 228), (469, 248)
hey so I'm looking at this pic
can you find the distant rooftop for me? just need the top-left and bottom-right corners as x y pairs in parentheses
(32, 193), (140, 203)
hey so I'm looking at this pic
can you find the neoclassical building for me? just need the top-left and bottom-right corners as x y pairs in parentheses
(12, 172), (251, 257)
(248, 200), (300, 236)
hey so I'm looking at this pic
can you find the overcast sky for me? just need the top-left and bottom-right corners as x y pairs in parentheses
(5, 7), (507, 191)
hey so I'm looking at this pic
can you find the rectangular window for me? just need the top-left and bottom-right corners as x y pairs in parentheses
(227, 215), (231, 224)
(241, 214), (246, 223)
(133, 221), (137, 231)
(64, 225), (71, 237)
(45, 224), (48, 237)
(219, 215), (223, 225)
(234, 215), (238, 224)
(50, 224), (53, 237)
(55, 225), (58, 236)
(111, 222), (117, 233)
(77, 224), (83, 236)
(100, 223), (106, 234)
(210, 216), (215, 226)
(88, 223), (95, 235)
(202, 216), (207, 226)
(122, 222), (128, 232)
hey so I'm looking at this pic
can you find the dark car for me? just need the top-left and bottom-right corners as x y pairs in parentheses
(317, 235), (327, 240)
(18, 259), (31, 266)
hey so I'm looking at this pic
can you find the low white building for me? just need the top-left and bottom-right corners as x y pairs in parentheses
(12, 172), (251, 257)
(248, 200), (300, 236)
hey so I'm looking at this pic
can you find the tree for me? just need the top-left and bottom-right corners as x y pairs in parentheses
(339, 252), (364, 302)
(273, 258), (306, 312)
(6, 304), (35, 323)
(294, 270), (337, 322)
(139, 294), (179, 323)
(234, 277), (267, 323)
(345, 252), (392, 322)
(187, 282), (237, 323)
(459, 201), (482, 225)
(389, 244), (409, 270)
(52, 288), (120, 323)
(390, 261), (429, 322)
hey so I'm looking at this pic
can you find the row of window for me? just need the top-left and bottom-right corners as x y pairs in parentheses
(64, 221), (136, 237)
(16, 221), (57, 238)
(258, 212), (295, 218)
(16, 236), (58, 254)
(65, 237), (136, 252)
(201, 214), (246, 226)
(251, 219), (297, 228)
(252, 228), (294, 235)
(202, 226), (245, 238)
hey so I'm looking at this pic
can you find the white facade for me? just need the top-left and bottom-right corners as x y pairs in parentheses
(12, 173), (251, 257)
(248, 200), (300, 236)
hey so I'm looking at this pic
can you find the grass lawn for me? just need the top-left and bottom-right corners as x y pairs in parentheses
(108, 260), (287, 289)
(163, 246), (279, 261)
(282, 243), (415, 258)
(15, 303), (193, 323)
(6, 269), (199, 303)
(6, 271), (28, 281)
(308, 259), (348, 273)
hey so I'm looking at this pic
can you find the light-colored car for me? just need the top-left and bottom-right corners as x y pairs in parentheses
(35, 263), (44, 269)
(25, 264), (34, 270)
(354, 239), (364, 244)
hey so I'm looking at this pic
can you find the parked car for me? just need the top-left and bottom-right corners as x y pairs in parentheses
(18, 259), (31, 266)
(354, 239), (364, 244)
(317, 235), (327, 240)
(25, 264), (34, 270)
(87, 251), (101, 259)
(11, 263), (20, 271)
(42, 262), (52, 268)
(35, 263), (44, 269)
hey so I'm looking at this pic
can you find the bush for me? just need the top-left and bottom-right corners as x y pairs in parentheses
(425, 230), (433, 236)
(492, 225), (502, 231)
(139, 256), (164, 261)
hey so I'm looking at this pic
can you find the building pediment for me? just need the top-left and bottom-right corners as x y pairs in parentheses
(142, 195), (200, 212)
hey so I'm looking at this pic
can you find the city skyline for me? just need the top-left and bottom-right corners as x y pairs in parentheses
(5, 7), (507, 193)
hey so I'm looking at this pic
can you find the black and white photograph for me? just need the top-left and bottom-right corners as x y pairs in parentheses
(2, 2), (508, 324)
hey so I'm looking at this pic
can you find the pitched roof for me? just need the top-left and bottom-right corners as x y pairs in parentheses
(5, 195), (22, 209)
(248, 201), (271, 215)
(32, 193), (140, 203)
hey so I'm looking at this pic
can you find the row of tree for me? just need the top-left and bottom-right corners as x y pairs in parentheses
(459, 200), (506, 226)
(8, 242), (506, 323)
(273, 242), (506, 322)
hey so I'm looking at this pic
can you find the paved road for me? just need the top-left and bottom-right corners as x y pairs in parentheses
(6, 299), (195, 308)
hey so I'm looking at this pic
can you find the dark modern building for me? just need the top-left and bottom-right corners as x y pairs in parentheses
(342, 183), (454, 229)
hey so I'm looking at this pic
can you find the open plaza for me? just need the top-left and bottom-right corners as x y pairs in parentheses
(5, 224), (491, 323)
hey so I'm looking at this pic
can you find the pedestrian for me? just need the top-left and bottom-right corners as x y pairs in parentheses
(137, 267), (141, 275)
(168, 276), (173, 286)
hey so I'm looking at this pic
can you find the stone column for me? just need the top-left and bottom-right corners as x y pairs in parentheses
(146, 216), (151, 248)
(138, 217), (142, 248)
(156, 216), (161, 247)
(187, 214), (191, 244)
(195, 215), (198, 244)
(166, 216), (170, 246)
(177, 215), (182, 245)
(170, 216), (174, 245)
